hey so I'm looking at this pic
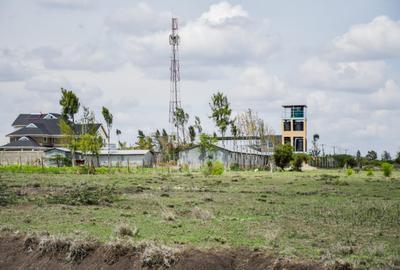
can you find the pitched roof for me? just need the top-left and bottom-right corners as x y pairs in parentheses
(7, 119), (102, 137)
(12, 113), (61, 126)
(0, 137), (42, 149)
(7, 118), (62, 136)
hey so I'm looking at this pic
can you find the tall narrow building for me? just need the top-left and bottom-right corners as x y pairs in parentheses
(281, 105), (307, 152)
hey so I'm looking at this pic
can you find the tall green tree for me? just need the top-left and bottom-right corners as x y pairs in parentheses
(209, 92), (232, 145)
(199, 133), (218, 161)
(116, 129), (121, 147)
(79, 133), (103, 174)
(102, 106), (113, 168)
(134, 130), (153, 150)
(59, 88), (80, 123)
(188, 126), (196, 144)
(59, 88), (80, 166)
(194, 116), (202, 134)
(356, 150), (362, 168)
(366, 150), (378, 161)
(79, 106), (102, 171)
(173, 107), (189, 144)
(381, 151), (392, 161)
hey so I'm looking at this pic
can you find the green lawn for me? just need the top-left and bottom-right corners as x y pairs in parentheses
(0, 168), (399, 268)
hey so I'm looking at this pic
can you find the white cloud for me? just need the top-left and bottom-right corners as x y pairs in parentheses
(299, 57), (387, 92)
(35, 41), (125, 71)
(230, 66), (287, 101)
(369, 80), (400, 110)
(332, 16), (400, 60)
(105, 3), (171, 35)
(199, 1), (248, 25)
(36, 0), (92, 10)
(0, 49), (34, 81)
(110, 2), (280, 71)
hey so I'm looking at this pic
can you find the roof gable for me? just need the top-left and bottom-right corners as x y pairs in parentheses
(12, 113), (61, 126)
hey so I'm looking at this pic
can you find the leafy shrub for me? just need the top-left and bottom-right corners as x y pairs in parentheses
(0, 182), (16, 206)
(211, 161), (224, 175)
(273, 144), (293, 170)
(346, 168), (353, 176)
(201, 160), (224, 176)
(333, 154), (357, 168)
(381, 162), (393, 177)
(229, 163), (240, 171)
(367, 169), (374, 176)
(48, 182), (115, 205)
(292, 153), (310, 171)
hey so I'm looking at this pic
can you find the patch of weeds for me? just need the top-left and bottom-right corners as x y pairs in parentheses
(139, 242), (178, 268)
(333, 180), (349, 186)
(161, 208), (176, 221)
(346, 168), (353, 176)
(38, 236), (71, 257)
(103, 241), (132, 265)
(115, 224), (139, 238)
(47, 182), (116, 206)
(0, 181), (16, 206)
(192, 206), (213, 221)
(67, 240), (97, 263)
(316, 174), (340, 184)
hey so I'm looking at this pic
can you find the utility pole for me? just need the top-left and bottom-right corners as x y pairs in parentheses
(169, 18), (182, 144)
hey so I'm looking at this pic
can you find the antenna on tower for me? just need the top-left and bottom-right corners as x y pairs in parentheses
(169, 17), (182, 143)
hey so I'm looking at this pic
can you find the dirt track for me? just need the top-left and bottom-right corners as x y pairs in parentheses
(0, 234), (353, 270)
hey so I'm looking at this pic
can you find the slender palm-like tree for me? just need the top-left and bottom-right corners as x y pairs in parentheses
(116, 129), (122, 147)
(102, 107), (113, 168)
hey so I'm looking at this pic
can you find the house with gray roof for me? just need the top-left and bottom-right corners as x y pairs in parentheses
(1, 113), (106, 151)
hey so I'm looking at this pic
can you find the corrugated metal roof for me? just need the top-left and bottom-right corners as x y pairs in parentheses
(99, 149), (150, 155)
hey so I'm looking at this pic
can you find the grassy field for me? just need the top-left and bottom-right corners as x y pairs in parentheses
(0, 168), (399, 268)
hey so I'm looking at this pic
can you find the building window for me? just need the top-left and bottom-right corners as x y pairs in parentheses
(284, 137), (291, 145)
(293, 137), (304, 152)
(291, 106), (304, 118)
(293, 120), (304, 131)
(283, 120), (291, 131)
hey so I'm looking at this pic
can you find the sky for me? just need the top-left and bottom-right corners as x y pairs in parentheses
(0, 0), (400, 156)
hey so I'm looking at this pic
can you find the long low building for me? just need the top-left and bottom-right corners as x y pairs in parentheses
(97, 149), (154, 167)
(178, 143), (271, 169)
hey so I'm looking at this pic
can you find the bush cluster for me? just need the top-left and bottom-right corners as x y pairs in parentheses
(48, 182), (115, 205)
(292, 153), (310, 171)
(201, 160), (224, 176)
(381, 162), (393, 177)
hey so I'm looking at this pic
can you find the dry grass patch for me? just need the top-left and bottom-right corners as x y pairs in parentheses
(115, 224), (139, 238)
(139, 241), (179, 268)
(192, 206), (214, 221)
